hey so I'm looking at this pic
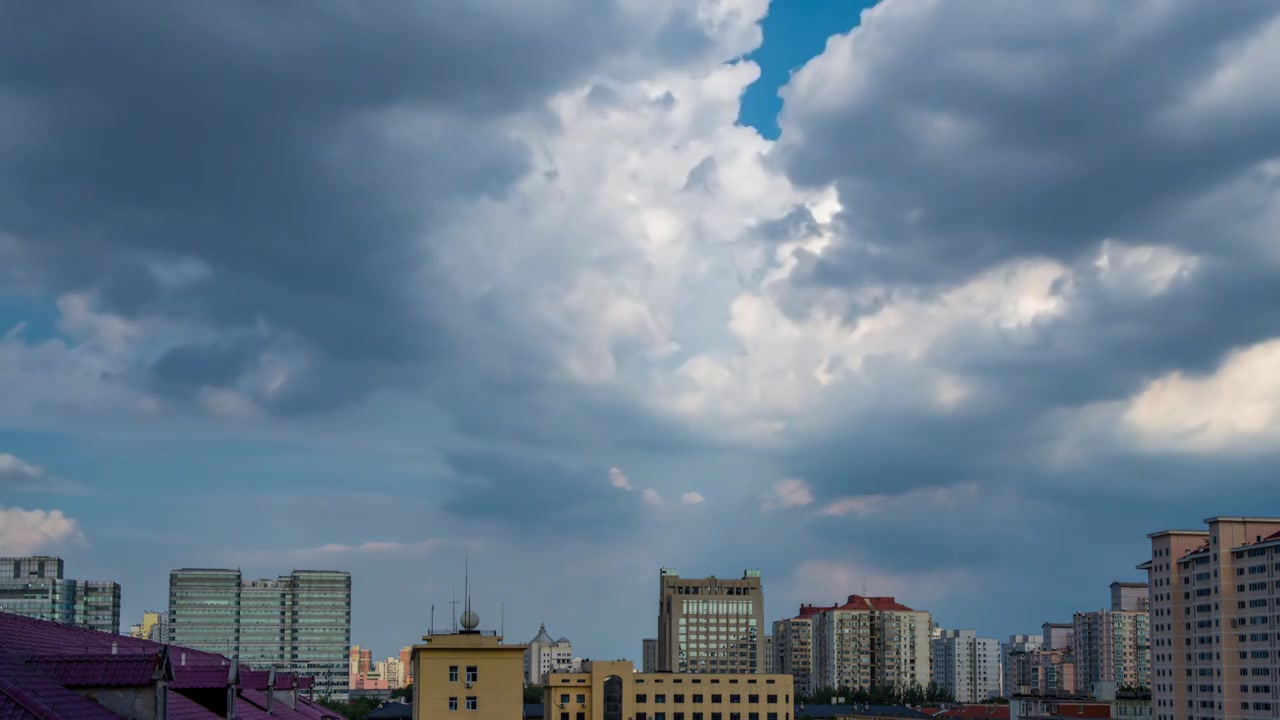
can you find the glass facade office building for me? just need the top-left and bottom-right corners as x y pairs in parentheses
(0, 556), (122, 634)
(169, 568), (351, 698)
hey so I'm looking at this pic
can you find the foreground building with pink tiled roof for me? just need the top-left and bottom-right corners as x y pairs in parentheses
(0, 610), (341, 720)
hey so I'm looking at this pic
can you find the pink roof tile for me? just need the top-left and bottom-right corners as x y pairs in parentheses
(240, 670), (272, 691)
(275, 672), (297, 690)
(168, 692), (224, 720)
(27, 654), (162, 687)
(172, 663), (236, 690)
(239, 688), (316, 720)
(0, 654), (125, 720)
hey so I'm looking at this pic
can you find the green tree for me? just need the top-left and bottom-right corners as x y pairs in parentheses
(316, 696), (381, 720)
(524, 686), (545, 704)
(390, 686), (412, 700)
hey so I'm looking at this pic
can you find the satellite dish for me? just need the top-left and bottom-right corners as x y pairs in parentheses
(461, 610), (480, 630)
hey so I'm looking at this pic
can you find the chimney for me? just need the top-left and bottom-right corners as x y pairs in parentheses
(182, 652), (187, 666)
(111, 642), (118, 655)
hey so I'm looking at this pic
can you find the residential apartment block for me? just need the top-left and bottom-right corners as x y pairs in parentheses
(128, 610), (168, 642)
(772, 608), (818, 697)
(0, 556), (120, 633)
(1112, 581), (1151, 613)
(810, 596), (932, 692)
(544, 659), (795, 720)
(657, 569), (765, 674)
(526, 624), (576, 685)
(1073, 606), (1150, 690)
(1002, 634), (1043, 698)
(1140, 516), (1280, 720)
(931, 629), (1000, 702)
(762, 635), (774, 674)
(169, 567), (352, 698)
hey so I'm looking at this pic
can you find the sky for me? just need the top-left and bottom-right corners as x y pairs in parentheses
(3, 0), (1280, 663)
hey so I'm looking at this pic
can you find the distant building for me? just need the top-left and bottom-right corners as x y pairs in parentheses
(544, 659), (794, 720)
(525, 624), (574, 685)
(1028, 649), (1075, 695)
(169, 567), (351, 698)
(1140, 516), (1280, 720)
(657, 568), (764, 673)
(1072, 608), (1150, 690)
(128, 610), (168, 642)
(411, 608), (527, 720)
(772, 607), (819, 696)
(1109, 581), (1149, 613)
(1001, 634), (1042, 698)
(811, 595), (932, 692)
(931, 629), (1000, 702)
(762, 635), (774, 674)
(642, 638), (658, 672)
(0, 556), (120, 634)
(1040, 622), (1073, 651)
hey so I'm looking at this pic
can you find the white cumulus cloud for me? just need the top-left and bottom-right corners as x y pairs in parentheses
(0, 507), (87, 555)
(680, 491), (706, 505)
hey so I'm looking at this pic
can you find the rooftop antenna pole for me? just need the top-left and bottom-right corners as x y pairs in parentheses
(431, 604), (435, 636)
(501, 602), (505, 642)
(450, 588), (459, 633)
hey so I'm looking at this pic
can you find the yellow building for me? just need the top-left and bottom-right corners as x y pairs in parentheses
(545, 660), (795, 720)
(411, 614), (527, 720)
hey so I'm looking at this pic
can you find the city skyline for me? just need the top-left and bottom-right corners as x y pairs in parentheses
(5, 0), (1280, 681)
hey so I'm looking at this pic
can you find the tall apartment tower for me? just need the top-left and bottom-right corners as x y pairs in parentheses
(1140, 516), (1280, 720)
(773, 606), (823, 696)
(931, 629), (1000, 703)
(1073, 607), (1150, 691)
(1001, 634), (1042, 697)
(657, 568), (764, 673)
(169, 568), (352, 698)
(0, 556), (121, 634)
(1111, 581), (1151, 612)
(811, 595), (932, 692)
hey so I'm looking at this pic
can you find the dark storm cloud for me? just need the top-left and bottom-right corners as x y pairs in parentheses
(441, 449), (640, 535)
(762, 1), (1280, 584)
(0, 1), (719, 416)
(778, 1), (1280, 288)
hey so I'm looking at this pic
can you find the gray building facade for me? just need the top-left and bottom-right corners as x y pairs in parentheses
(0, 556), (121, 634)
(169, 568), (351, 698)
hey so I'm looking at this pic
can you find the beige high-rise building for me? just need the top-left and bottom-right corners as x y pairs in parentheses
(772, 607), (821, 697)
(657, 568), (764, 673)
(1140, 516), (1280, 720)
(810, 595), (932, 692)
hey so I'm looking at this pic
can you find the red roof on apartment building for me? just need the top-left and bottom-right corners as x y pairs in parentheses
(837, 595), (916, 612)
(935, 706), (1010, 719)
(796, 603), (839, 619)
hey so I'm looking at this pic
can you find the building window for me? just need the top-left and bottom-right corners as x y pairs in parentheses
(656, 695), (667, 704)
(675, 695), (685, 703)
(638, 714), (648, 720)
(694, 695), (704, 703)
(466, 666), (478, 682)
(450, 698), (458, 711)
(712, 695), (723, 704)
(578, 714), (586, 720)
(450, 666), (459, 682)
(656, 715), (666, 720)
(638, 695), (648, 704)
(466, 697), (477, 711)
(730, 696), (741, 704)
(767, 696), (777, 704)
(562, 714), (569, 720)
(749, 696), (759, 704)
(578, 695), (586, 704)
(561, 695), (570, 704)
